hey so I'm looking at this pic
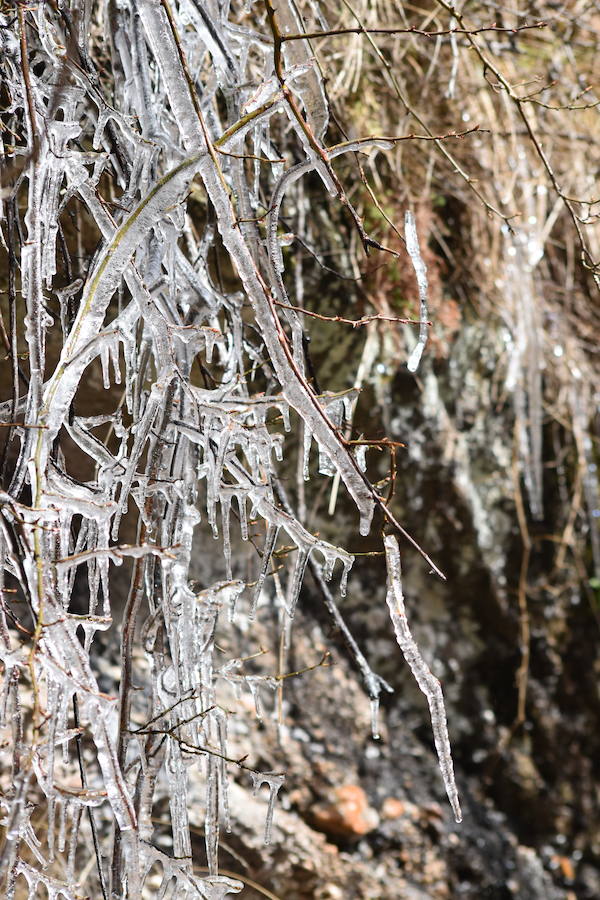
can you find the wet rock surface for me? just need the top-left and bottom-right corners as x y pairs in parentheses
(193, 317), (600, 899)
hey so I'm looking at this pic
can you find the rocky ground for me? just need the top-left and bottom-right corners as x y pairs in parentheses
(175, 312), (600, 900)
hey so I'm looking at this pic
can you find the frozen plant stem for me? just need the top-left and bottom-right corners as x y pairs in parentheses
(384, 535), (462, 823)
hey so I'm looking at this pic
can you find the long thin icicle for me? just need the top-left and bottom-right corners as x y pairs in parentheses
(383, 535), (462, 823)
(405, 210), (430, 373)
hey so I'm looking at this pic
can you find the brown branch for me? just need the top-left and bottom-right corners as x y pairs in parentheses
(280, 21), (548, 42)
(215, 146), (286, 164)
(264, 0), (388, 256)
(347, 438), (406, 449)
(330, 126), (486, 147)
(273, 300), (431, 328)
(339, 0), (516, 228)
(434, 0), (600, 279)
(274, 649), (332, 680)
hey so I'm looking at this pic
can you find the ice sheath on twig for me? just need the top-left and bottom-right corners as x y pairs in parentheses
(384, 535), (462, 823)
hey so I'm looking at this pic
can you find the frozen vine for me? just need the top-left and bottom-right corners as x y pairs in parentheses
(383, 535), (461, 823)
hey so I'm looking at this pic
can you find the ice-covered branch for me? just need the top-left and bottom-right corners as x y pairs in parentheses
(384, 535), (462, 822)
(0, 1), (465, 895)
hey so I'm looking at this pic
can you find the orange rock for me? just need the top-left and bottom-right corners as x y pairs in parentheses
(552, 855), (575, 881)
(381, 797), (405, 820)
(311, 785), (379, 838)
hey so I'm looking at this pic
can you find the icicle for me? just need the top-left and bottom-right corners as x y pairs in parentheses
(111, 384), (165, 541)
(203, 327), (221, 363)
(219, 658), (243, 699)
(370, 696), (381, 741)
(100, 340), (111, 389)
(384, 535), (461, 822)
(225, 580), (244, 624)
(215, 425), (233, 482)
(47, 796), (56, 862)
(271, 432), (284, 463)
(207, 471), (221, 542)
(215, 711), (231, 833)
(570, 384), (600, 577)
(58, 693), (72, 766)
(45, 679), (60, 795)
(318, 398), (344, 476)
(237, 492), (248, 541)
(205, 754), (219, 876)
(503, 231), (544, 521)
(318, 449), (336, 477)
(302, 424), (312, 481)
(250, 773), (285, 844)
(405, 211), (429, 373)
(251, 524), (279, 619)
(110, 333), (122, 384)
(245, 676), (264, 721)
(57, 798), (69, 854)
(56, 280), (83, 338)
(322, 550), (336, 582)
(286, 545), (311, 617)
(220, 492), (233, 580)
(66, 805), (82, 882)
(339, 555), (353, 598)
(317, 546), (354, 597)
(165, 741), (192, 862)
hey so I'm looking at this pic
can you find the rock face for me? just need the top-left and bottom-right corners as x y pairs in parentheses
(193, 305), (599, 900)
(310, 785), (380, 839)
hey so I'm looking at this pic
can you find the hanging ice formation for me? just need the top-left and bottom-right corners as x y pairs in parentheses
(500, 155), (548, 521)
(0, 1), (460, 897)
(405, 211), (430, 374)
(384, 536), (462, 823)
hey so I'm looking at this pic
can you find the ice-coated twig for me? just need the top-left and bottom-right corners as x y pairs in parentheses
(251, 523), (280, 618)
(273, 476), (393, 731)
(404, 210), (430, 373)
(384, 535), (462, 822)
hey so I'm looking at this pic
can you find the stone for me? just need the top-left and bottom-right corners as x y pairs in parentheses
(311, 785), (380, 838)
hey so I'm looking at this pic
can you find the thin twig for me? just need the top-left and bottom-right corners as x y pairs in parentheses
(273, 300), (430, 328)
(281, 21), (547, 42)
